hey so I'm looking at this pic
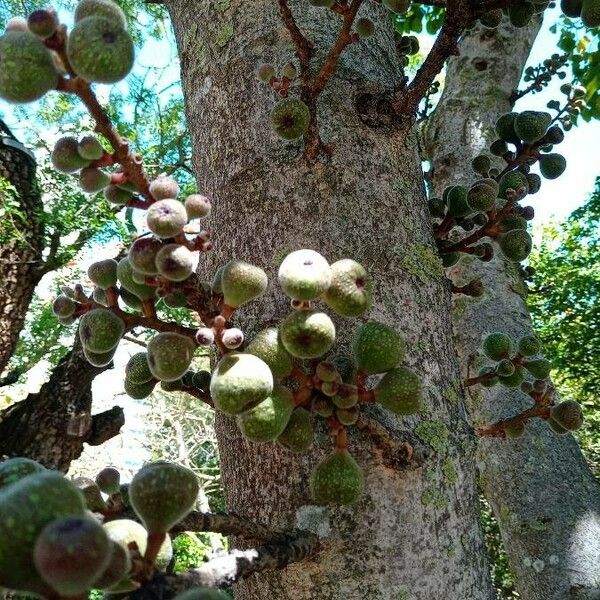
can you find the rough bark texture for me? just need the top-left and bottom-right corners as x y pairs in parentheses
(0, 128), (44, 374)
(0, 338), (123, 472)
(165, 2), (495, 599)
(425, 20), (600, 600)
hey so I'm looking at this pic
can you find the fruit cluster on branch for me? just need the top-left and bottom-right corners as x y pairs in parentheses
(468, 333), (583, 438)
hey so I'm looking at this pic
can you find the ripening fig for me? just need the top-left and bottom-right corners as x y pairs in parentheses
(117, 256), (156, 300)
(68, 16), (134, 83)
(78, 135), (105, 160)
(315, 361), (339, 383)
(352, 321), (405, 374)
(104, 183), (133, 205)
(210, 352), (274, 415)
(130, 462), (199, 534)
(499, 229), (533, 262)
(467, 179), (498, 212)
(237, 385), (294, 442)
(514, 110), (552, 143)
(83, 346), (116, 367)
(551, 400), (583, 431)
(280, 310), (336, 359)
(195, 327), (215, 346)
(0, 472), (86, 595)
(271, 98), (311, 140)
(155, 243), (195, 281)
(482, 332), (512, 360)
(355, 17), (375, 38)
(314, 395), (335, 417)
(79, 167), (110, 193)
(172, 589), (231, 600)
(0, 31), (58, 103)
(383, 0), (411, 12)
(27, 9), (59, 38)
(185, 194), (212, 219)
(323, 259), (372, 317)
(333, 383), (359, 409)
(0, 457), (45, 490)
(149, 175), (180, 201)
(278, 407), (314, 452)
(246, 327), (293, 378)
(146, 198), (188, 239)
(517, 335), (542, 356)
(498, 365), (525, 388)
(495, 112), (520, 144)
(278, 249), (331, 301)
(93, 540), (131, 591)
(75, 0), (127, 27)
(52, 136), (90, 173)
(103, 519), (172, 591)
(504, 421), (525, 438)
(79, 308), (124, 353)
(222, 327), (244, 349)
(374, 366), (423, 415)
(125, 351), (155, 385)
(539, 153), (566, 180)
(310, 449), (364, 505)
(73, 476), (107, 512)
(524, 358), (551, 379)
(498, 170), (529, 199)
(34, 516), (111, 596)
(147, 332), (196, 382)
(129, 236), (162, 275)
(88, 258), (118, 289)
(221, 259), (268, 308)
(336, 406), (359, 426)
(53, 294), (76, 318)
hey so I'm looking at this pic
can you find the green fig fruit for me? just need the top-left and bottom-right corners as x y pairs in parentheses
(482, 332), (512, 360)
(237, 384), (294, 442)
(550, 400), (583, 431)
(322, 259), (372, 317)
(374, 366), (423, 415)
(310, 449), (364, 505)
(129, 462), (199, 534)
(74, 0), (127, 27)
(0, 457), (45, 490)
(539, 153), (566, 180)
(246, 327), (294, 379)
(498, 365), (525, 387)
(88, 258), (118, 290)
(352, 321), (405, 374)
(499, 229), (533, 262)
(125, 352), (155, 385)
(79, 308), (124, 353)
(517, 335), (542, 357)
(93, 540), (131, 590)
(278, 249), (331, 301)
(524, 358), (551, 379)
(128, 236), (163, 275)
(280, 310), (336, 359)
(210, 352), (274, 415)
(147, 332), (196, 382)
(278, 407), (314, 452)
(117, 257), (156, 300)
(271, 98), (311, 140)
(221, 260), (268, 308)
(146, 199), (188, 239)
(514, 111), (552, 143)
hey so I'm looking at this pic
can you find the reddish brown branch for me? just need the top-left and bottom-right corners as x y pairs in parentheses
(277, 0), (314, 75)
(478, 405), (551, 438)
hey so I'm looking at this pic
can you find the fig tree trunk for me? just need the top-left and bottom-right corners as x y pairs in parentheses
(0, 123), (44, 374)
(165, 2), (495, 598)
(425, 21), (600, 600)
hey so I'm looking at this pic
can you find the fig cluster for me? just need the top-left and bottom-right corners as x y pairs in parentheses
(0, 0), (133, 104)
(475, 332), (583, 437)
(0, 458), (204, 597)
(432, 109), (569, 268)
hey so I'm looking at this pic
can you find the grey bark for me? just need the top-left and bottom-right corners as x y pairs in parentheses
(165, 2), (495, 599)
(424, 19), (600, 600)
